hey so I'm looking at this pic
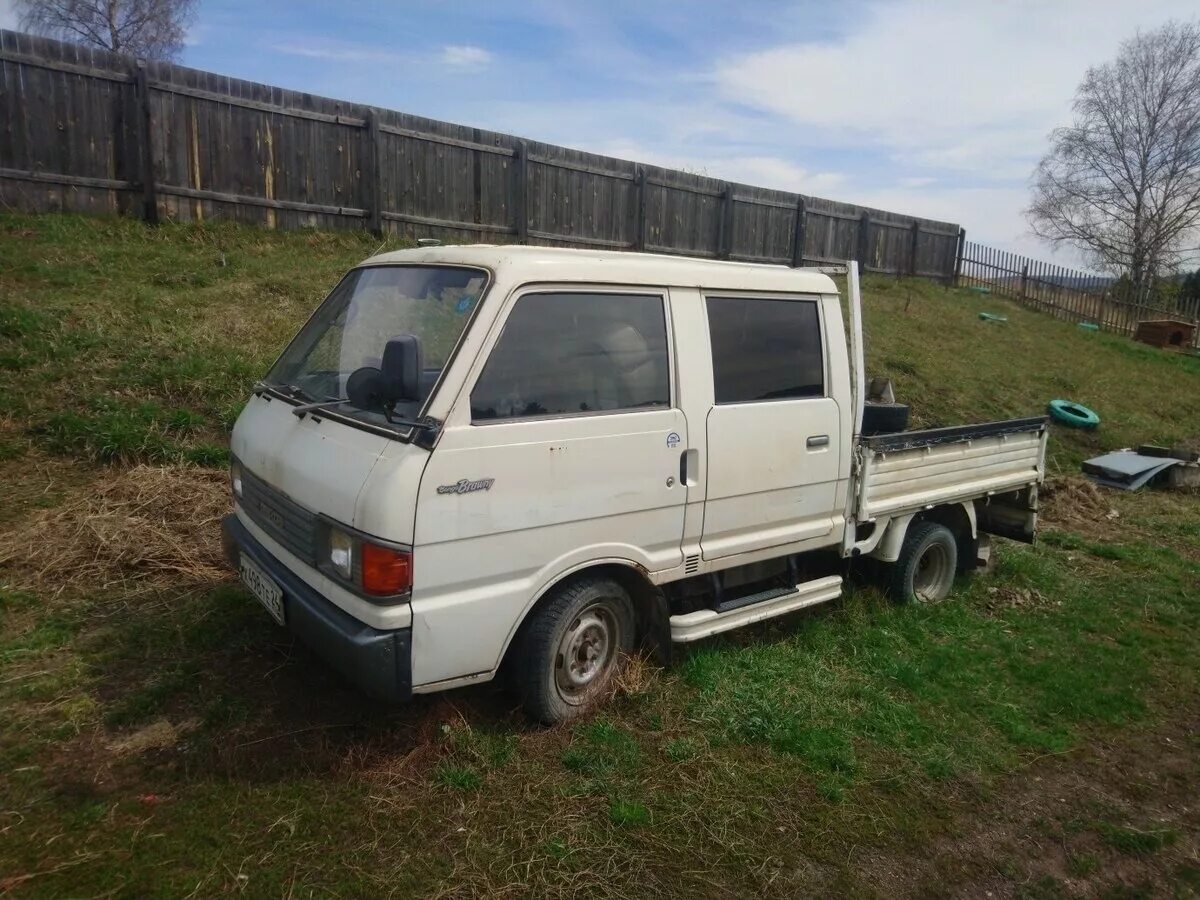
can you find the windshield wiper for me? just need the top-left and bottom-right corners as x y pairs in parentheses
(291, 398), (437, 431)
(290, 398), (349, 415)
(256, 380), (313, 402)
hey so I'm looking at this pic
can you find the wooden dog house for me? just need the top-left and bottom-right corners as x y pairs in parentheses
(1133, 319), (1197, 349)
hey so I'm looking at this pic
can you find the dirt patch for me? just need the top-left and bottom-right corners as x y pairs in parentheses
(107, 718), (200, 756)
(983, 585), (1058, 613)
(1040, 476), (1124, 539)
(0, 464), (231, 597)
(860, 708), (1200, 898)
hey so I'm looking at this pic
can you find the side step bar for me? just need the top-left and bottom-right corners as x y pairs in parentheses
(669, 575), (843, 643)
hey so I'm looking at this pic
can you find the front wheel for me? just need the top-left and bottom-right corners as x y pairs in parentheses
(887, 522), (958, 603)
(511, 577), (635, 724)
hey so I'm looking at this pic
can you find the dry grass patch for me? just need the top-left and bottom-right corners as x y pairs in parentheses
(1040, 476), (1124, 540)
(0, 452), (84, 526)
(613, 651), (661, 699)
(0, 465), (231, 597)
(983, 584), (1057, 614)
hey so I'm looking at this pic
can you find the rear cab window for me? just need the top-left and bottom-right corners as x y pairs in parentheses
(471, 291), (670, 422)
(705, 296), (824, 403)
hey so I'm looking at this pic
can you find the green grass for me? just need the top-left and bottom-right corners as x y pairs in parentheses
(0, 213), (406, 465)
(608, 797), (650, 826)
(1097, 822), (1181, 855)
(434, 763), (483, 791)
(0, 213), (1196, 897)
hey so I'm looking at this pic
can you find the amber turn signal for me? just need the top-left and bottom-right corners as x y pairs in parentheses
(361, 542), (412, 596)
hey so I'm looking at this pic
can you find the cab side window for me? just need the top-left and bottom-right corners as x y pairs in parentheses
(706, 296), (824, 403)
(471, 292), (669, 422)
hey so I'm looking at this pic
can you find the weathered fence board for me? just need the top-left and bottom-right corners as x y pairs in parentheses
(0, 29), (962, 275)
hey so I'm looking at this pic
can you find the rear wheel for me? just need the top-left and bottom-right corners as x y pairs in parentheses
(887, 522), (958, 603)
(512, 576), (634, 724)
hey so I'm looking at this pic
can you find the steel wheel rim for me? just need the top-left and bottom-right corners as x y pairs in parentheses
(913, 542), (952, 601)
(554, 602), (619, 705)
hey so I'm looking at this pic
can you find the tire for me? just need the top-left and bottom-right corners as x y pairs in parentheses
(1047, 399), (1100, 429)
(862, 402), (910, 436)
(511, 576), (635, 725)
(887, 522), (958, 603)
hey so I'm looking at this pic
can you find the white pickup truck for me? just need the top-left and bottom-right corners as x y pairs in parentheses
(222, 247), (1047, 723)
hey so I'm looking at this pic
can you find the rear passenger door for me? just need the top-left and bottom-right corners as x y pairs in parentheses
(699, 294), (843, 560)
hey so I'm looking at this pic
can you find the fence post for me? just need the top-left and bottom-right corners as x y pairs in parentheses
(634, 166), (648, 251)
(1019, 263), (1028, 305)
(908, 220), (920, 277)
(364, 109), (382, 237)
(133, 61), (158, 225)
(953, 228), (966, 286)
(791, 196), (807, 268)
(513, 141), (528, 243)
(472, 128), (483, 228)
(718, 183), (734, 259)
(856, 211), (870, 271)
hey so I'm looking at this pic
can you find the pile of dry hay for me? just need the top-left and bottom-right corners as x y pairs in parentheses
(0, 465), (232, 596)
(1040, 477), (1117, 527)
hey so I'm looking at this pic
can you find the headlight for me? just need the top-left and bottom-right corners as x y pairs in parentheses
(230, 460), (243, 499)
(328, 528), (354, 580)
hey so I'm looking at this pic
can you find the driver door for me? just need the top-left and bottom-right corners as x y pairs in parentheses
(411, 286), (689, 684)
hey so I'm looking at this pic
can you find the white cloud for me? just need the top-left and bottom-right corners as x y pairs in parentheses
(270, 39), (494, 78)
(846, 182), (1087, 264)
(270, 41), (399, 64)
(440, 44), (492, 69)
(589, 138), (847, 195)
(0, 0), (19, 30)
(725, 156), (846, 194)
(182, 24), (208, 47)
(713, 0), (1199, 179)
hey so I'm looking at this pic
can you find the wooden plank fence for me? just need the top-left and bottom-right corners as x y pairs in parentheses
(956, 240), (1200, 350)
(0, 30), (962, 275)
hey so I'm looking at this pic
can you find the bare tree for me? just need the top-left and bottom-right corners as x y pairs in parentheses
(15, 0), (198, 61)
(1028, 21), (1200, 294)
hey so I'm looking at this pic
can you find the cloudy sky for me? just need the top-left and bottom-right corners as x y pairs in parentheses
(2, 0), (1196, 263)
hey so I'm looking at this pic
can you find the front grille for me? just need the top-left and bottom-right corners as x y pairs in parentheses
(239, 466), (317, 564)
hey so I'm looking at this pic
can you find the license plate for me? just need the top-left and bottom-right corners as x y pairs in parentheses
(240, 554), (285, 626)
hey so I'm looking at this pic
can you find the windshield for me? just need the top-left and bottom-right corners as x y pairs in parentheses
(266, 265), (488, 428)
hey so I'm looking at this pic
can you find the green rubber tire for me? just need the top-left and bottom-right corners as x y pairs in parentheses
(1047, 399), (1100, 429)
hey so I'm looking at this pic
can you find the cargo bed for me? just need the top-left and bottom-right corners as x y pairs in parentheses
(854, 417), (1048, 522)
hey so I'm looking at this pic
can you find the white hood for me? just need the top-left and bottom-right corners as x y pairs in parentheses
(231, 392), (394, 534)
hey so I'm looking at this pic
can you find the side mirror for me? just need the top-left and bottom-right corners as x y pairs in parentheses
(380, 334), (423, 403)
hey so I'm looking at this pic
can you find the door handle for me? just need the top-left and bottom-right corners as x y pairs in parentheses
(679, 448), (699, 486)
(807, 434), (830, 449)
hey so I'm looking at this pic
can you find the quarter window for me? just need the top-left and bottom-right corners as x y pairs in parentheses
(471, 292), (669, 422)
(706, 296), (824, 403)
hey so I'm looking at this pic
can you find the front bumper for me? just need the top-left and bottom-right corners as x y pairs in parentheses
(221, 514), (412, 703)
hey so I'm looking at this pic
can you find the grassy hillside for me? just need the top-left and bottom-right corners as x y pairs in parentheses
(0, 214), (1197, 897)
(1, 214), (1195, 471)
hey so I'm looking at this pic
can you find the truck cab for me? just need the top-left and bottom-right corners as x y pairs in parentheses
(223, 246), (1045, 723)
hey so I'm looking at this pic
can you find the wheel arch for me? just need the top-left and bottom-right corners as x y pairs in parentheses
(498, 559), (670, 676)
(868, 501), (977, 568)
(917, 502), (977, 572)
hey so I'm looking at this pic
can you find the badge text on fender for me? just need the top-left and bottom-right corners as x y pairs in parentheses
(437, 478), (495, 495)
